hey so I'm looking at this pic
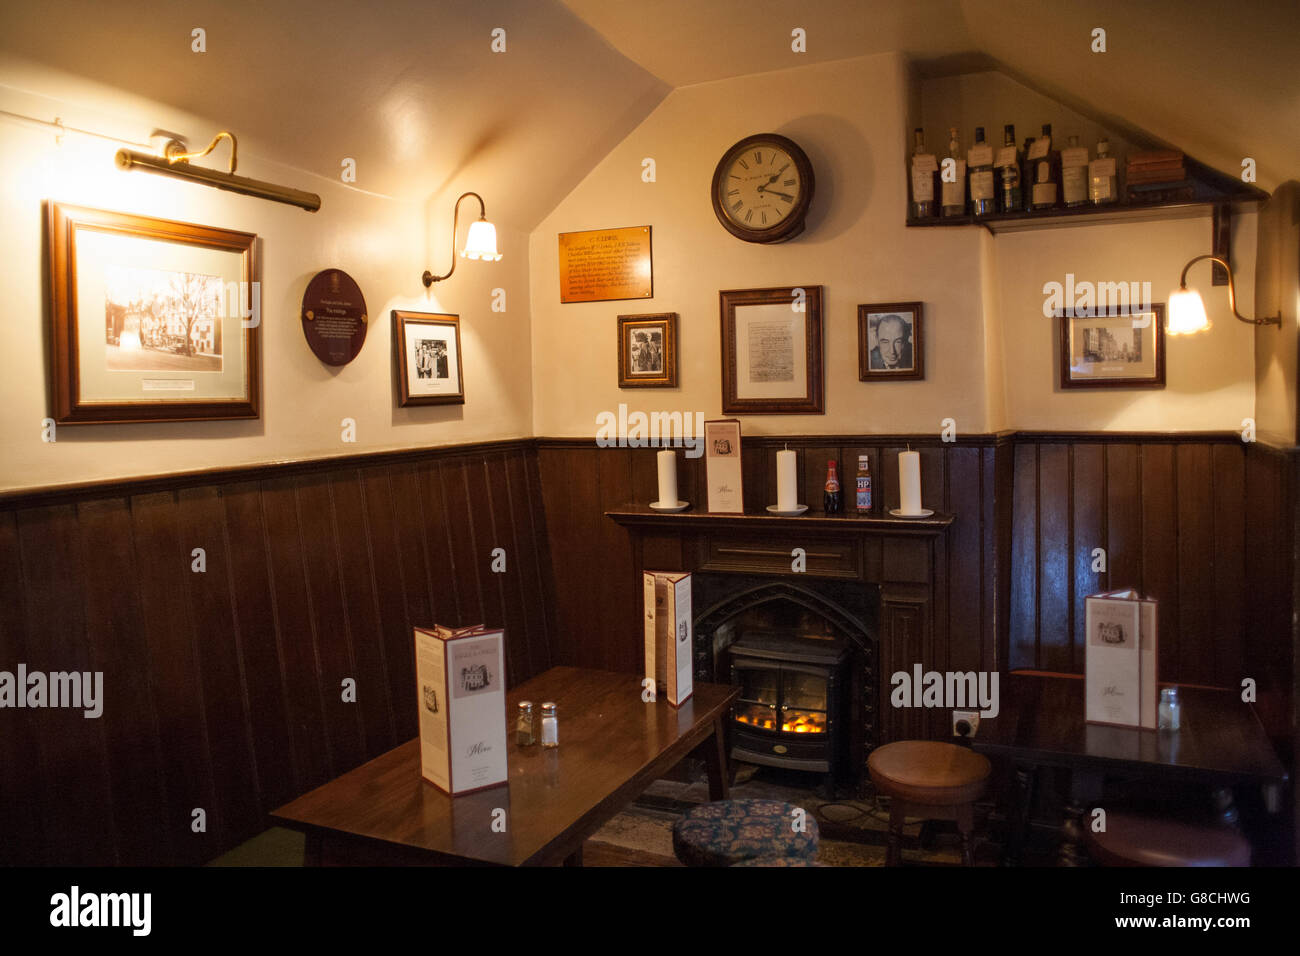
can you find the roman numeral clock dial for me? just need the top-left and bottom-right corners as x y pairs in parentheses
(711, 133), (815, 243)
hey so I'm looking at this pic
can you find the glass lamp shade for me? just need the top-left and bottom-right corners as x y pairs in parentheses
(461, 219), (502, 261)
(1167, 287), (1210, 335)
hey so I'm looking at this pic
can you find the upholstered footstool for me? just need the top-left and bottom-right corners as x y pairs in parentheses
(731, 856), (827, 867)
(672, 799), (819, 867)
(867, 740), (991, 866)
(1085, 811), (1251, 867)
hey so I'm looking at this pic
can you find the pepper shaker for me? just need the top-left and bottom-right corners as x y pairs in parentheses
(516, 700), (535, 746)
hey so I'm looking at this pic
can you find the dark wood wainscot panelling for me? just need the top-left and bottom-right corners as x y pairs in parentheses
(0, 440), (556, 865)
(539, 435), (1012, 745)
(1007, 434), (1296, 740)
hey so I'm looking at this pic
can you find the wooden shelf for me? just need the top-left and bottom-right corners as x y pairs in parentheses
(606, 504), (953, 536)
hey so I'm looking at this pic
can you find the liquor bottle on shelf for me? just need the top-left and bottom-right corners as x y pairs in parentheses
(995, 124), (1022, 214)
(855, 455), (873, 515)
(823, 460), (841, 514)
(1029, 124), (1059, 210)
(909, 127), (938, 219)
(1020, 136), (1036, 212)
(1089, 138), (1119, 205)
(1061, 135), (1089, 207)
(940, 127), (967, 218)
(967, 126), (996, 217)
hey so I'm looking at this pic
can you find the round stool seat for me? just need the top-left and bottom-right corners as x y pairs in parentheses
(731, 856), (827, 867)
(672, 799), (819, 867)
(868, 741), (991, 806)
(1086, 812), (1251, 867)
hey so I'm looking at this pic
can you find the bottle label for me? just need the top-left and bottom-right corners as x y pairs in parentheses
(1062, 166), (1087, 203)
(911, 168), (934, 202)
(1089, 156), (1117, 177)
(970, 169), (995, 201)
(1032, 181), (1057, 205)
(1027, 137), (1050, 160)
(825, 477), (840, 492)
(941, 160), (966, 206)
(1061, 146), (1089, 168)
(912, 153), (938, 174)
(856, 477), (872, 511)
(967, 144), (994, 167)
(994, 146), (1018, 168)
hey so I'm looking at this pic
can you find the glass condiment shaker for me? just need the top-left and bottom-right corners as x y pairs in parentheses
(516, 700), (535, 746)
(540, 702), (558, 748)
(1158, 687), (1181, 731)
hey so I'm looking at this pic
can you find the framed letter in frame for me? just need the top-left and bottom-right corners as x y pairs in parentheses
(720, 286), (823, 414)
(47, 202), (260, 423)
(393, 310), (465, 406)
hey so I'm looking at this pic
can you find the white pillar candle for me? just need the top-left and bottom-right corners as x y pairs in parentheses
(776, 448), (798, 511)
(656, 449), (678, 506)
(899, 450), (923, 515)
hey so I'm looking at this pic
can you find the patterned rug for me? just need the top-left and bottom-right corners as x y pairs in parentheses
(588, 763), (977, 866)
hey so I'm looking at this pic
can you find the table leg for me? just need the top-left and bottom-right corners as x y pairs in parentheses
(702, 716), (730, 802)
(1004, 765), (1036, 867)
(1059, 770), (1103, 867)
(1210, 787), (1240, 827)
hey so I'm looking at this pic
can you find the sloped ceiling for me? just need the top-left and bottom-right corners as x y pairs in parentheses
(0, 0), (669, 229)
(563, 0), (1300, 191)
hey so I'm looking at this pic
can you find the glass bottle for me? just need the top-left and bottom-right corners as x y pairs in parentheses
(967, 126), (996, 217)
(909, 127), (938, 219)
(1061, 134), (1089, 207)
(1089, 139), (1119, 205)
(823, 460), (841, 514)
(1158, 687), (1181, 731)
(540, 701), (558, 748)
(855, 455), (872, 514)
(1030, 123), (1059, 210)
(1020, 136), (1036, 212)
(996, 124), (1021, 214)
(940, 127), (967, 217)
(516, 700), (535, 746)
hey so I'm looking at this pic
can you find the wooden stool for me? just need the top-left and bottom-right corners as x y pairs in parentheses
(1085, 811), (1251, 867)
(868, 740), (991, 866)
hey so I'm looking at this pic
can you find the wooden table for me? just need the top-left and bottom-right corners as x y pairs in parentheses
(270, 666), (739, 866)
(972, 673), (1289, 864)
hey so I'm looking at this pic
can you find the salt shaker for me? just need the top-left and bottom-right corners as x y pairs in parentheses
(540, 701), (558, 749)
(516, 701), (535, 746)
(1158, 687), (1181, 731)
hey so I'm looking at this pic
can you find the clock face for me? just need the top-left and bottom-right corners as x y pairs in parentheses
(711, 134), (814, 243)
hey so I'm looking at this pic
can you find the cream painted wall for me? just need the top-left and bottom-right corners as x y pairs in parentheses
(996, 212), (1257, 431)
(530, 53), (1260, 438)
(0, 76), (532, 493)
(530, 53), (995, 439)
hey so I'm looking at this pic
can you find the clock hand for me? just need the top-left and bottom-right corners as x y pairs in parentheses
(765, 190), (795, 202)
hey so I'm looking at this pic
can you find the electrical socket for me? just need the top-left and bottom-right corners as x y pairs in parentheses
(952, 710), (980, 738)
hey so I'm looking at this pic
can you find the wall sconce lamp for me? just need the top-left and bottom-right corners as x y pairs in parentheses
(422, 192), (502, 287)
(115, 131), (322, 212)
(1167, 254), (1280, 335)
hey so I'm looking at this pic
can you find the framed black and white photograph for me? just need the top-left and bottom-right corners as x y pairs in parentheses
(858, 301), (923, 381)
(1058, 304), (1165, 390)
(393, 310), (464, 406)
(720, 286), (823, 414)
(47, 202), (260, 424)
(617, 312), (677, 388)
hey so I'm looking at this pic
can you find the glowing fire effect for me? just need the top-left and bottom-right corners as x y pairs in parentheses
(735, 711), (826, 734)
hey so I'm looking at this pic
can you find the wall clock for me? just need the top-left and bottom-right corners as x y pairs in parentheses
(711, 133), (815, 244)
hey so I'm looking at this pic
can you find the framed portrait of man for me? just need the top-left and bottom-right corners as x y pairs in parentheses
(858, 302), (923, 381)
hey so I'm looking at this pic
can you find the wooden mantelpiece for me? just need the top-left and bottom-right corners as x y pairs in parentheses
(607, 504), (955, 750)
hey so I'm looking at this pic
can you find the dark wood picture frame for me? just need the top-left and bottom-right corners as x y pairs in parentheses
(857, 301), (924, 381)
(617, 312), (678, 388)
(1058, 303), (1165, 390)
(393, 310), (466, 406)
(720, 285), (823, 414)
(47, 202), (260, 424)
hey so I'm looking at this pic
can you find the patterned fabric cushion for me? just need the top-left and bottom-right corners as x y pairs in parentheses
(672, 799), (819, 867)
(731, 856), (827, 867)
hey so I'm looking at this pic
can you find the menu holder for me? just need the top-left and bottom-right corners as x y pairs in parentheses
(643, 570), (693, 706)
(1084, 589), (1158, 728)
(704, 419), (744, 513)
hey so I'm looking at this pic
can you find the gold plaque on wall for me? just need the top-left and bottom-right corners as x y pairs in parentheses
(558, 225), (653, 304)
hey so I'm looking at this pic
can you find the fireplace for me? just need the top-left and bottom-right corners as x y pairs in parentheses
(692, 573), (877, 792)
